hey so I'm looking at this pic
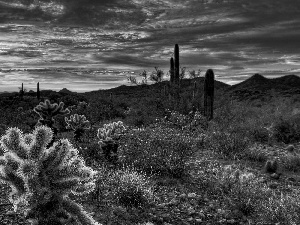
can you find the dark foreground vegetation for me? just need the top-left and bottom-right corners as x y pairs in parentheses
(1, 74), (300, 225)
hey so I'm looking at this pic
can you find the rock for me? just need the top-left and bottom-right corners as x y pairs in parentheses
(269, 183), (278, 189)
(187, 193), (197, 198)
(195, 218), (202, 224)
(286, 177), (296, 182)
(270, 173), (280, 180)
(286, 144), (295, 152)
(187, 217), (194, 222)
(227, 219), (236, 224)
(188, 209), (196, 216)
(167, 198), (179, 206)
(179, 193), (187, 199)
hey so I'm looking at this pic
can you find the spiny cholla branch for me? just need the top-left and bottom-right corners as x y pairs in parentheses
(0, 126), (101, 225)
(65, 114), (91, 142)
(34, 100), (70, 127)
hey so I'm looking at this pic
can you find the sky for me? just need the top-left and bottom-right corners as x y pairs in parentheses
(0, 0), (300, 92)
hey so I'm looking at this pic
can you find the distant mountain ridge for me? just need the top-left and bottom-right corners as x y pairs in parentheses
(1, 74), (299, 101)
(228, 74), (300, 100)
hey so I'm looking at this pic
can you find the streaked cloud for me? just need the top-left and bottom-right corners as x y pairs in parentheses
(0, 0), (299, 92)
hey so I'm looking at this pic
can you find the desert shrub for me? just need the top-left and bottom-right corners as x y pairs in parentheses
(250, 126), (270, 143)
(94, 166), (155, 208)
(259, 190), (300, 225)
(213, 165), (270, 218)
(208, 130), (250, 159)
(272, 117), (300, 144)
(243, 143), (271, 162)
(280, 153), (300, 172)
(118, 126), (198, 178)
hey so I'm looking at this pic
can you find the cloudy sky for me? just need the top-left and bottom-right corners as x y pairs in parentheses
(0, 0), (299, 92)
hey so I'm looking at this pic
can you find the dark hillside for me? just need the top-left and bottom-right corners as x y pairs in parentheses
(227, 74), (300, 101)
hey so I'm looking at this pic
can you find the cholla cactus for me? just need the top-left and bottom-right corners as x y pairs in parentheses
(97, 121), (126, 146)
(0, 126), (100, 225)
(97, 121), (126, 164)
(65, 114), (91, 142)
(34, 100), (70, 128)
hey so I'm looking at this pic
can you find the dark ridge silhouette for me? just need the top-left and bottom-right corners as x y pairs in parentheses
(59, 88), (74, 94)
(228, 74), (300, 100)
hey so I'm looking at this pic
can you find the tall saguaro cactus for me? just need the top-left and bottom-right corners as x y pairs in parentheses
(37, 82), (40, 100)
(174, 44), (180, 85)
(170, 57), (175, 84)
(20, 83), (24, 98)
(204, 69), (215, 120)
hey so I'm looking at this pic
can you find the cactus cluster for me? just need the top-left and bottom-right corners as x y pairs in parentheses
(65, 114), (91, 142)
(34, 99), (70, 131)
(0, 126), (100, 225)
(97, 121), (126, 164)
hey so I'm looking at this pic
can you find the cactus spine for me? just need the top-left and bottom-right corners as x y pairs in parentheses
(170, 57), (175, 84)
(174, 44), (180, 85)
(37, 82), (40, 100)
(204, 69), (214, 120)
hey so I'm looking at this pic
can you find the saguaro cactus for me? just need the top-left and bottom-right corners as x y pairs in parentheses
(0, 126), (100, 225)
(37, 82), (40, 100)
(170, 57), (175, 84)
(174, 44), (180, 85)
(20, 83), (24, 98)
(204, 69), (214, 120)
(192, 81), (197, 100)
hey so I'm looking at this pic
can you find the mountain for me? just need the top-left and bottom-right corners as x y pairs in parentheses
(59, 88), (74, 94)
(227, 74), (300, 100)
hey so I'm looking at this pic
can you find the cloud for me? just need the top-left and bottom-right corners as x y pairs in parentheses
(1, 0), (300, 92)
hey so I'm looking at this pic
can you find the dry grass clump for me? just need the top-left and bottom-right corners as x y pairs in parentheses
(94, 165), (156, 209)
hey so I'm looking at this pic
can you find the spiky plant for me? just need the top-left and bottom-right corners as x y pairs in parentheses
(65, 114), (91, 143)
(97, 121), (126, 164)
(34, 100), (70, 129)
(0, 126), (100, 225)
(34, 100), (70, 145)
(204, 69), (215, 120)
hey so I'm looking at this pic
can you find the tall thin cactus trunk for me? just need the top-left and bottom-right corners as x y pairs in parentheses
(174, 44), (179, 85)
(37, 82), (40, 100)
(204, 69), (214, 120)
(192, 81), (197, 100)
(170, 57), (175, 84)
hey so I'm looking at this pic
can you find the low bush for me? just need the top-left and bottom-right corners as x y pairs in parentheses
(272, 117), (300, 144)
(208, 130), (250, 159)
(118, 126), (198, 177)
(94, 166), (155, 208)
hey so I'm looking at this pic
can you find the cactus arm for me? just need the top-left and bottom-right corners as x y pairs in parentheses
(61, 197), (101, 225)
